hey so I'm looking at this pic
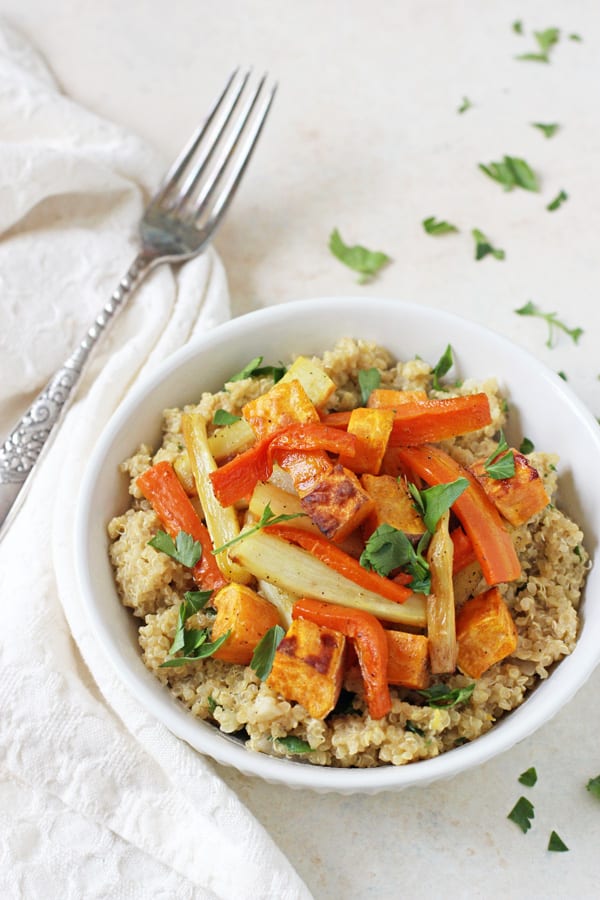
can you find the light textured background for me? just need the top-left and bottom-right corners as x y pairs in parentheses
(1, 1), (599, 897)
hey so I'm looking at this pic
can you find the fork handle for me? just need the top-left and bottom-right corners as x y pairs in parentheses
(0, 252), (151, 538)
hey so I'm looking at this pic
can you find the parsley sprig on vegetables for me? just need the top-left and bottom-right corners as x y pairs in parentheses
(472, 229), (505, 261)
(408, 478), (469, 534)
(228, 356), (286, 383)
(483, 431), (516, 480)
(250, 624), (285, 680)
(360, 524), (431, 594)
(329, 228), (391, 283)
(515, 301), (583, 348)
(417, 682), (475, 708)
(160, 590), (231, 668)
(148, 529), (202, 568)
(508, 796), (535, 832)
(431, 344), (454, 390)
(212, 502), (306, 555)
(213, 409), (242, 426)
(422, 216), (459, 236)
(479, 156), (540, 192)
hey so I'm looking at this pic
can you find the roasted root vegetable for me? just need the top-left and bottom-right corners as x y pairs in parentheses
(267, 617), (346, 718)
(208, 418), (256, 462)
(469, 451), (550, 526)
(361, 473), (426, 540)
(426, 511), (457, 674)
(278, 355), (336, 408)
(181, 412), (252, 584)
(338, 407), (395, 475)
(249, 482), (321, 534)
(211, 583), (282, 665)
(450, 526), (477, 573)
(395, 445), (521, 586)
(293, 597), (391, 719)
(455, 586), (518, 678)
(366, 388), (429, 409)
(242, 379), (320, 438)
(387, 393), (492, 445)
(136, 461), (227, 590)
(385, 630), (430, 689)
(227, 528), (428, 627)
(299, 463), (375, 541)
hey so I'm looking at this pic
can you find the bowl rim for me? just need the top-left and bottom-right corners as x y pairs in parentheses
(74, 295), (600, 792)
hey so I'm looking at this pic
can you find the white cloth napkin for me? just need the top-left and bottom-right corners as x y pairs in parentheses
(0, 22), (312, 900)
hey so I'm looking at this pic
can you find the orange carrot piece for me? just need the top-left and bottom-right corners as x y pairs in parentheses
(293, 597), (392, 719)
(450, 526), (477, 574)
(266, 524), (413, 605)
(387, 393), (492, 446)
(319, 410), (351, 428)
(395, 445), (521, 586)
(136, 461), (227, 590)
(385, 630), (430, 689)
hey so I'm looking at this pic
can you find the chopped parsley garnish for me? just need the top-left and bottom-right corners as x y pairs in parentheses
(547, 189), (568, 212)
(548, 831), (569, 852)
(472, 228), (505, 261)
(250, 624), (285, 680)
(408, 478), (469, 534)
(360, 524), (431, 594)
(479, 156), (540, 192)
(160, 589), (229, 667)
(569, 33), (582, 42)
(422, 216), (459, 235)
(586, 775), (600, 799)
(207, 695), (218, 713)
(507, 796), (535, 833)
(515, 301), (583, 348)
(212, 502), (306, 555)
(329, 228), (391, 283)
(417, 683), (475, 708)
(512, 20), (523, 35)
(273, 735), (313, 754)
(431, 344), (454, 390)
(228, 356), (286, 383)
(558, 370), (568, 381)
(516, 27), (560, 63)
(331, 689), (361, 717)
(518, 766), (538, 787)
(148, 529), (202, 568)
(358, 367), (381, 404)
(213, 409), (242, 426)
(483, 431), (516, 480)
(532, 122), (559, 139)
(519, 437), (535, 454)
(457, 96), (472, 114)
(405, 720), (426, 737)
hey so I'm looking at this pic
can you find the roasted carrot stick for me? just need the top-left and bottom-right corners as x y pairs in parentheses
(395, 445), (521, 585)
(292, 597), (392, 719)
(136, 461), (227, 590)
(266, 524), (413, 605)
(450, 526), (478, 573)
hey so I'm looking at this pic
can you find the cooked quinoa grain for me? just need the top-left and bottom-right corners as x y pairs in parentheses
(108, 338), (589, 768)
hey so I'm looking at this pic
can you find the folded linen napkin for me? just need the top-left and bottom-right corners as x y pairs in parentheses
(0, 22), (312, 900)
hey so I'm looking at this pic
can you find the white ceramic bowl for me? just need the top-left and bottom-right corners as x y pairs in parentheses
(75, 297), (600, 793)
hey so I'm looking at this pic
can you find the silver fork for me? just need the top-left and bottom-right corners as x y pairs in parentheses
(0, 69), (276, 538)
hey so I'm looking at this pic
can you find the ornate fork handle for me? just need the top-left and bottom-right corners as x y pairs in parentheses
(0, 252), (152, 534)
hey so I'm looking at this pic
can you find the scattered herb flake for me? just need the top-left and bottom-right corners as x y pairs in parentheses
(483, 431), (516, 480)
(159, 630), (231, 667)
(418, 683), (475, 708)
(507, 796), (535, 833)
(516, 27), (560, 62)
(519, 437), (535, 454)
(558, 370), (568, 381)
(423, 216), (459, 235)
(207, 695), (217, 713)
(515, 301), (583, 348)
(513, 20), (523, 35)
(329, 228), (390, 283)
(532, 122), (560, 139)
(519, 766), (538, 787)
(251, 624), (285, 680)
(457, 96), (472, 114)
(360, 524), (431, 594)
(148, 529), (202, 568)
(569, 33), (582, 42)
(405, 720), (426, 737)
(274, 735), (313, 754)
(228, 357), (286, 383)
(408, 478), (469, 534)
(586, 775), (600, 799)
(472, 228), (505, 261)
(479, 156), (540, 192)
(358, 367), (381, 404)
(212, 502), (306, 555)
(548, 831), (569, 852)
(431, 344), (454, 390)
(547, 189), (568, 212)
(213, 409), (242, 426)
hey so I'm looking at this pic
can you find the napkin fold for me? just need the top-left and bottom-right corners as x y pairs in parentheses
(0, 22), (311, 900)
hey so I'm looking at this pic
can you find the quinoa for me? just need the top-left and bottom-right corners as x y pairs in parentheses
(107, 338), (589, 767)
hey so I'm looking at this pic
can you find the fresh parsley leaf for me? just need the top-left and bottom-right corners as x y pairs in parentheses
(422, 216), (459, 235)
(483, 430), (516, 480)
(358, 367), (381, 404)
(508, 796), (535, 833)
(360, 524), (431, 594)
(168, 590), (213, 656)
(548, 831), (569, 852)
(532, 122), (559, 139)
(213, 409), (242, 426)
(228, 357), (286, 383)
(159, 630), (231, 667)
(518, 766), (538, 787)
(516, 27), (560, 63)
(207, 695), (218, 713)
(479, 156), (540, 192)
(512, 20), (523, 35)
(519, 437), (535, 454)
(250, 624), (285, 680)
(408, 478), (469, 534)
(547, 189), (568, 211)
(586, 775), (600, 799)
(405, 720), (426, 737)
(212, 502), (306, 555)
(148, 529), (202, 568)
(569, 33), (582, 42)
(472, 228), (505, 261)
(515, 301), (584, 348)
(273, 735), (313, 754)
(457, 96), (472, 114)
(558, 370), (568, 381)
(418, 683), (475, 708)
(329, 228), (391, 283)
(431, 344), (454, 390)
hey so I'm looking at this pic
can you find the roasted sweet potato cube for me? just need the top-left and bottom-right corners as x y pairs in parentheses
(456, 586), (518, 679)
(277, 448), (333, 497)
(338, 407), (395, 475)
(469, 451), (550, 526)
(242, 379), (319, 439)
(267, 617), (346, 718)
(361, 473), (426, 539)
(367, 388), (428, 409)
(278, 356), (336, 408)
(386, 630), (430, 689)
(300, 464), (375, 542)
(211, 583), (282, 665)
